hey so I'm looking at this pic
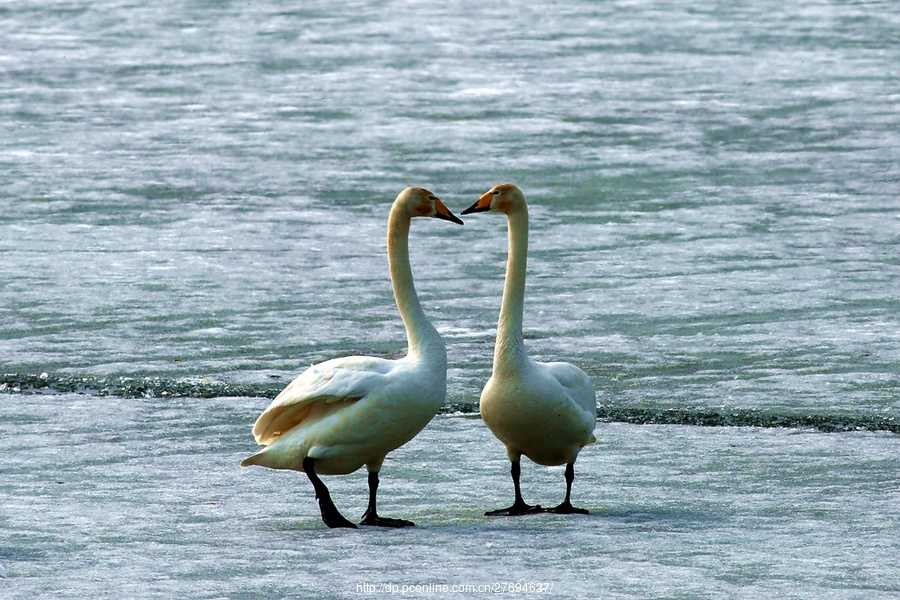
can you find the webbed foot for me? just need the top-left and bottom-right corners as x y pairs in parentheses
(360, 511), (415, 528)
(485, 500), (543, 517)
(543, 501), (589, 515)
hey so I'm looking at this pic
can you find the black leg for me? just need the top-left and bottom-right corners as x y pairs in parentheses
(359, 471), (415, 527)
(302, 457), (357, 529)
(485, 460), (542, 516)
(544, 462), (589, 515)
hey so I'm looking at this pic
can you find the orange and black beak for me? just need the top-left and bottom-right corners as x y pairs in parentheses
(433, 198), (464, 225)
(461, 190), (493, 215)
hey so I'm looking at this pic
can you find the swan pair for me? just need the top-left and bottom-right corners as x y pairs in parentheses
(241, 184), (596, 528)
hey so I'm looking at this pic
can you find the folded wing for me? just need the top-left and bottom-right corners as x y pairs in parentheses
(544, 360), (598, 443)
(252, 355), (395, 444)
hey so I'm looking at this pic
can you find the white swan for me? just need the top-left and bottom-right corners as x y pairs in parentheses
(462, 183), (596, 515)
(241, 187), (463, 529)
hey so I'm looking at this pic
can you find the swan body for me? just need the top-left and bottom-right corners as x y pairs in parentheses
(242, 354), (441, 475)
(462, 183), (596, 515)
(480, 359), (596, 467)
(242, 187), (463, 528)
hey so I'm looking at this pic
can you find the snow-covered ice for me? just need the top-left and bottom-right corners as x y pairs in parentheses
(1, 394), (897, 599)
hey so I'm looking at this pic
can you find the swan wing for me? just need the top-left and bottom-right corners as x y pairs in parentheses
(252, 355), (395, 444)
(544, 361), (598, 429)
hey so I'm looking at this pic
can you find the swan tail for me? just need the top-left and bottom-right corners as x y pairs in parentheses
(240, 445), (312, 471)
(240, 452), (265, 468)
(240, 448), (300, 470)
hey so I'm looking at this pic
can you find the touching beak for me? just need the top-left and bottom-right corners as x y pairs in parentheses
(461, 191), (493, 215)
(433, 198), (464, 225)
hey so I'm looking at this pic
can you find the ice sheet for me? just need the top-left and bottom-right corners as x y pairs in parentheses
(1, 394), (897, 599)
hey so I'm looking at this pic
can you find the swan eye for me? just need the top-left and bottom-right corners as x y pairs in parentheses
(493, 190), (500, 196)
(428, 195), (436, 200)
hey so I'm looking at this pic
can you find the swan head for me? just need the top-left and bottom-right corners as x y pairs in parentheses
(396, 187), (464, 224)
(461, 183), (526, 215)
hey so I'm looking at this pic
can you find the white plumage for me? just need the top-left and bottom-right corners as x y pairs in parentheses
(243, 355), (442, 475)
(242, 187), (463, 528)
(462, 183), (596, 515)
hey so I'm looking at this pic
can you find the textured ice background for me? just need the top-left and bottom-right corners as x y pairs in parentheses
(2, 1), (898, 597)
(1, 394), (897, 599)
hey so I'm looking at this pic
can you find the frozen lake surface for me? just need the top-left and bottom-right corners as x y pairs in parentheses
(1, 0), (898, 597)
(1, 394), (898, 599)
(2, 0), (897, 423)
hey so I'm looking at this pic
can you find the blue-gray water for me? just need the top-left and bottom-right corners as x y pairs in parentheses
(1, 1), (898, 597)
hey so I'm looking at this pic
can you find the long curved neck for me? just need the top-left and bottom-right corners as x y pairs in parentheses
(494, 204), (529, 371)
(387, 205), (444, 362)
